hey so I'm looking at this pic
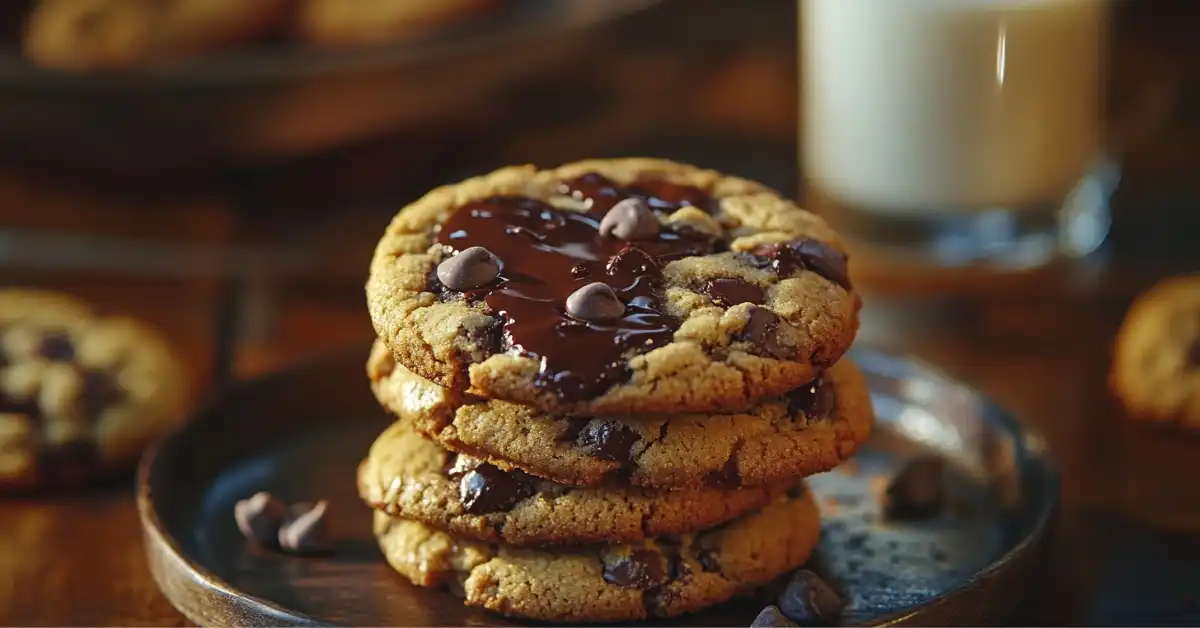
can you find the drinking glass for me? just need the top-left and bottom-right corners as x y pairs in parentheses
(799, 0), (1116, 268)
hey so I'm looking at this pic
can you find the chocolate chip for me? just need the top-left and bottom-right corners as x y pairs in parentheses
(1187, 339), (1200, 368)
(80, 369), (123, 421)
(883, 456), (945, 521)
(459, 463), (536, 514)
(576, 421), (639, 462)
(565, 282), (625, 322)
(739, 307), (793, 359)
(601, 547), (669, 589)
(278, 500), (333, 555)
(751, 240), (851, 290)
(704, 278), (763, 307)
(436, 246), (501, 291)
(38, 331), (75, 362)
(234, 491), (286, 547)
(0, 390), (39, 417)
(785, 378), (834, 417)
(599, 197), (660, 240)
(703, 456), (741, 488)
(697, 550), (721, 573)
(560, 417), (591, 441)
(751, 605), (800, 627)
(777, 570), (844, 625)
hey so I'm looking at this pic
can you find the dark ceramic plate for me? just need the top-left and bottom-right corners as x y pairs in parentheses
(137, 345), (1057, 626)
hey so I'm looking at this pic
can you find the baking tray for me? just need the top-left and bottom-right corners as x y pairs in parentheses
(0, 0), (661, 172)
(137, 344), (1057, 626)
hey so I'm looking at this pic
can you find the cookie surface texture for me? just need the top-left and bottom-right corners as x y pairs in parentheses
(357, 419), (791, 546)
(367, 339), (872, 489)
(373, 485), (822, 622)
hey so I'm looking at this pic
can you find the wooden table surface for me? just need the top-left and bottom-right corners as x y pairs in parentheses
(2, 1), (1199, 625)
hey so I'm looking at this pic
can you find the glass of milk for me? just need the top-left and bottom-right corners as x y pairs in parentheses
(800, 0), (1115, 268)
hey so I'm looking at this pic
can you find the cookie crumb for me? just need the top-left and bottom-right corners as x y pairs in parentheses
(883, 456), (945, 521)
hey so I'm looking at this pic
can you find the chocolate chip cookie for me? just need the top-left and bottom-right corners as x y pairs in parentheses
(373, 486), (821, 622)
(358, 420), (791, 547)
(294, 0), (495, 46)
(23, 0), (291, 70)
(367, 339), (872, 489)
(366, 158), (860, 416)
(1111, 274), (1200, 428)
(0, 289), (188, 490)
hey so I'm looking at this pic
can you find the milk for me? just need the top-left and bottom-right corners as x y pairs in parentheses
(801, 0), (1107, 216)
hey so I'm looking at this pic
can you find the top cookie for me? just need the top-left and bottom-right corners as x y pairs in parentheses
(367, 158), (860, 416)
(1111, 274), (1200, 427)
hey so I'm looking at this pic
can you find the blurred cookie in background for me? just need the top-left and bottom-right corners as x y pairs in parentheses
(1111, 274), (1200, 430)
(293, 0), (497, 47)
(0, 289), (188, 492)
(22, 0), (292, 70)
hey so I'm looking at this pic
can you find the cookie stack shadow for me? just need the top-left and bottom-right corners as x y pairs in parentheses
(356, 159), (874, 623)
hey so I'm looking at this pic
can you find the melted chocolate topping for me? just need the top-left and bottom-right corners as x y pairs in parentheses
(703, 278), (763, 307)
(435, 175), (717, 400)
(565, 173), (718, 216)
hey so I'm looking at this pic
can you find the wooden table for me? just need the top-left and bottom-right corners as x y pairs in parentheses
(2, 1), (1199, 624)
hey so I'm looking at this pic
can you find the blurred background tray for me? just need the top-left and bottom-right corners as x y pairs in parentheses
(0, 0), (660, 173)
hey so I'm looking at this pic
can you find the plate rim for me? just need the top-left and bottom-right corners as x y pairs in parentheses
(846, 346), (1060, 626)
(137, 344), (1059, 627)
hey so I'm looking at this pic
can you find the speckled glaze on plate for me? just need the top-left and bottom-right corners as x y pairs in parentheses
(137, 344), (1057, 626)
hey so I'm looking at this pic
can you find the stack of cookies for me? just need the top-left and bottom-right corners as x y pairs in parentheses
(359, 158), (873, 623)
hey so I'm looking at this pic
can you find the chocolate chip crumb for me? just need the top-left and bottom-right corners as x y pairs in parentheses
(751, 605), (800, 627)
(777, 570), (844, 626)
(278, 500), (333, 555)
(436, 246), (501, 291)
(234, 491), (286, 547)
(459, 464), (536, 514)
(565, 282), (625, 322)
(884, 455), (946, 521)
(577, 421), (639, 462)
